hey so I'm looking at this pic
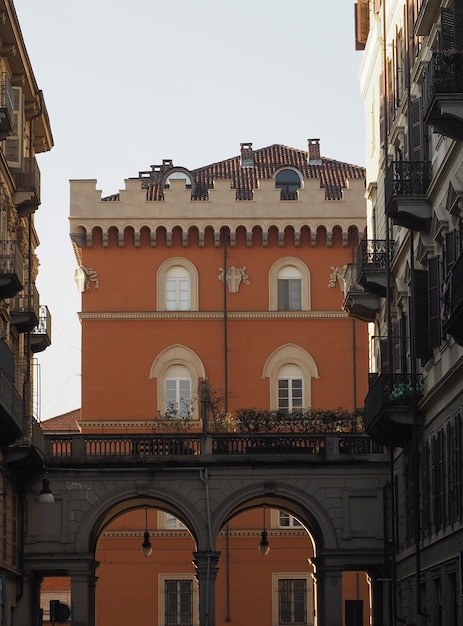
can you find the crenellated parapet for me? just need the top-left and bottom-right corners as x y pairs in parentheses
(70, 176), (367, 248)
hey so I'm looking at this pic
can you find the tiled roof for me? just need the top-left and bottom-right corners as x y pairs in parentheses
(104, 143), (365, 202)
(41, 408), (81, 433)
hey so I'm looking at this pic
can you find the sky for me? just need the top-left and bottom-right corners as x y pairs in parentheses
(13, 0), (365, 421)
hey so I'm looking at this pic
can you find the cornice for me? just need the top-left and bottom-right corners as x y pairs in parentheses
(78, 310), (348, 321)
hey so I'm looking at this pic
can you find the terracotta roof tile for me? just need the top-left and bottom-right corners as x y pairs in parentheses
(41, 408), (81, 433)
(104, 143), (365, 202)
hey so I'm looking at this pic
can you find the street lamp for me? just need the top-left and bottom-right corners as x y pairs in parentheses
(141, 507), (152, 557)
(39, 473), (54, 504)
(258, 506), (270, 556)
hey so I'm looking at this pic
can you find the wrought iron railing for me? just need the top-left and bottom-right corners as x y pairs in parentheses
(385, 161), (431, 208)
(0, 239), (24, 277)
(0, 368), (24, 431)
(357, 239), (394, 274)
(365, 373), (423, 421)
(423, 51), (463, 115)
(13, 157), (41, 204)
(32, 305), (51, 336)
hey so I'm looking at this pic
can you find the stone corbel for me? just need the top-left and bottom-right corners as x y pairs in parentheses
(134, 232), (140, 248)
(326, 232), (333, 247)
(229, 231), (236, 247)
(86, 232), (93, 248)
(262, 232), (268, 247)
(1, 44), (16, 57)
(101, 233), (108, 248)
(278, 232), (284, 247)
(118, 232), (124, 247)
(214, 232), (221, 247)
(182, 232), (188, 247)
(310, 232), (317, 247)
(166, 232), (172, 247)
(246, 232), (252, 247)
(342, 232), (349, 247)
(294, 232), (300, 247)
(198, 232), (205, 248)
(150, 231), (157, 247)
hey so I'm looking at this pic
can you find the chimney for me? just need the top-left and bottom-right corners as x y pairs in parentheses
(240, 142), (254, 167)
(307, 139), (322, 165)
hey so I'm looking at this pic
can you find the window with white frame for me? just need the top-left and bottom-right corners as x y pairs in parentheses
(278, 266), (302, 311)
(278, 511), (303, 528)
(165, 365), (192, 418)
(272, 574), (313, 626)
(159, 574), (198, 626)
(277, 364), (304, 411)
(164, 512), (185, 529)
(166, 266), (191, 311)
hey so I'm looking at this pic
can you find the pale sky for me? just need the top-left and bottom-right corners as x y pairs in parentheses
(14, 0), (365, 421)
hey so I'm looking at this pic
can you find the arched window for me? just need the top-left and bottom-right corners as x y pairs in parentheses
(269, 258), (310, 311)
(262, 344), (319, 410)
(277, 363), (303, 411)
(149, 345), (206, 420)
(166, 266), (190, 311)
(157, 258), (199, 311)
(277, 266), (302, 311)
(275, 169), (302, 200)
(165, 364), (192, 418)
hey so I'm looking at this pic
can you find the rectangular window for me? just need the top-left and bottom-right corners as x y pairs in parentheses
(278, 579), (307, 625)
(165, 379), (191, 418)
(279, 511), (303, 528)
(278, 379), (303, 411)
(165, 579), (193, 626)
(278, 279), (301, 311)
(166, 278), (190, 311)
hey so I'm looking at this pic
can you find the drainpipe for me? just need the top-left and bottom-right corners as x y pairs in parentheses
(200, 468), (214, 626)
(222, 227), (229, 413)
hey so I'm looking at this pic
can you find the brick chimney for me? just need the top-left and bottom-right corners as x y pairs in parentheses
(307, 138), (322, 165)
(240, 142), (254, 167)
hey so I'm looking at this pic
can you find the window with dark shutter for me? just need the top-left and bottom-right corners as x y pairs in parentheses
(413, 269), (432, 362)
(440, 8), (455, 50)
(444, 230), (458, 275)
(410, 98), (428, 162)
(428, 256), (442, 350)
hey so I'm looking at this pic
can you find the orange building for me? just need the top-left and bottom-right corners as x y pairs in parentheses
(42, 140), (371, 625)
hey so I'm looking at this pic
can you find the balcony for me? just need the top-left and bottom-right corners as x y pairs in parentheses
(31, 306), (52, 353)
(0, 72), (13, 140)
(442, 253), (463, 345)
(0, 368), (24, 446)
(10, 282), (40, 332)
(385, 161), (432, 230)
(340, 263), (382, 322)
(13, 157), (41, 216)
(423, 51), (463, 141)
(357, 239), (395, 297)
(364, 373), (423, 447)
(0, 239), (24, 298)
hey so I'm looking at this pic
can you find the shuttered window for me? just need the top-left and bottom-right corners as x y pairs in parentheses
(165, 579), (193, 626)
(428, 256), (442, 350)
(413, 269), (431, 362)
(278, 579), (307, 625)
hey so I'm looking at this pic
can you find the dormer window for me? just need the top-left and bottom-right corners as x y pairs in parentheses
(164, 170), (193, 189)
(275, 169), (302, 200)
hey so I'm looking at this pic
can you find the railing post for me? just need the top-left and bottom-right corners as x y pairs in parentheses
(202, 434), (213, 455)
(325, 434), (339, 461)
(71, 434), (86, 458)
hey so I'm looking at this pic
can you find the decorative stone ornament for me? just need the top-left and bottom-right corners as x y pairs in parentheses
(218, 266), (250, 293)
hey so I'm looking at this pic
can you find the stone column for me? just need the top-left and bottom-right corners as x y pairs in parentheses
(310, 557), (343, 626)
(193, 551), (221, 626)
(69, 560), (99, 626)
(14, 570), (42, 626)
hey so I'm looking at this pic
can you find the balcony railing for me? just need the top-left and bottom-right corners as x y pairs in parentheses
(385, 161), (432, 230)
(31, 305), (52, 353)
(10, 282), (40, 332)
(13, 157), (41, 215)
(0, 239), (24, 298)
(341, 263), (382, 323)
(422, 51), (463, 140)
(43, 432), (385, 466)
(364, 373), (423, 447)
(357, 239), (395, 297)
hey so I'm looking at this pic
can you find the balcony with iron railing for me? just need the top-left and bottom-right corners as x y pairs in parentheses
(357, 239), (395, 297)
(422, 51), (463, 141)
(385, 161), (432, 230)
(31, 305), (52, 353)
(13, 157), (41, 216)
(42, 432), (386, 468)
(340, 263), (382, 322)
(0, 368), (24, 446)
(10, 281), (40, 332)
(0, 239), (24, 298)
(0, 72), (14, 140)
(364, 373), (423, 447)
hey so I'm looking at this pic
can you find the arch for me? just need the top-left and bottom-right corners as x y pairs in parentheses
(149, 344), (206, 417)
(157, 257), (199, 311)
(261, 343), (319, 409)
(268, 257), (311, 311)
(209, 481), (337, 552)
(273, 167), (304, 200)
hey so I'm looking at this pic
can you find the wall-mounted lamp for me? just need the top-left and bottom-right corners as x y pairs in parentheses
(38, 474), (54, 504)
(258, 506), (270, 556)
(141, 507), (152, 557)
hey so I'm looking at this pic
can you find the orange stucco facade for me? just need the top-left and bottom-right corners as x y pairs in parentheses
(52, 141), (372, 626)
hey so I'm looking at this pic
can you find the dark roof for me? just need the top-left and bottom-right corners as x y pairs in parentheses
(104, 143), (365, 202)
